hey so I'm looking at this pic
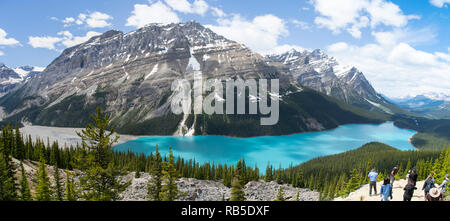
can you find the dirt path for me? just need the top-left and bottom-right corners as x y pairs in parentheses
(335, 179), (432, 201)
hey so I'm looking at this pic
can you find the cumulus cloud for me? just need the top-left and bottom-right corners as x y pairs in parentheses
(28, 31), (101, 50)
(28, 36), (62, 50)
(58, 31), (102, 48)
(206, 14), (289, 54)
(0, 28), (20, 46)
(311, 0), (419, 38)
(126, 1), (180, 28)
(430, 0), (450, 7)
(326, 32), (450, 97)
(57, 11), (113, 28)
(290, 19), (311, 30)
(85, 12), (113, 28)
(164, 0), (209, 15)
(211, 7), (226, 17)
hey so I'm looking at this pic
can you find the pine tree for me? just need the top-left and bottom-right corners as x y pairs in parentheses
(148, 146), (163, 201)
(53, 164), (64, 201)
(36, 151), (52, 201)
(18, 161), (32, 201)
(160, 147), (180, 201)
(65, 171), (77, 201)
(15, 126), (25, 160)
(264, 163), (273, 182)
(275, 187), (285, 201)
(0, 125), (18, 201)
(230, 177), (246, 201)
(344, 169), (362, 195)
(76, 107), (125, 201)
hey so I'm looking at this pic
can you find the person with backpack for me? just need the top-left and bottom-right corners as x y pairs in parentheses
(409, 169), (418, 186)
(380, 177), (393, 201)
(390, 166), (399, 186)
(422, 173), (436, 201)
(426, 188), (443, 201)
(368, 168), (378, 196)
(403, 179), (417, 201)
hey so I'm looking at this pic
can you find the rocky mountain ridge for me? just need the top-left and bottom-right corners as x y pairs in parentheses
(0, 63), (43, 96)
(0, 21), (387, 136)
(267, 49), (396, 113)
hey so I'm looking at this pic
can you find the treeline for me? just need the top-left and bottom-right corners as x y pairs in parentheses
(1, 108), (449, 201)
(266, 142), (449, 200)
(0, 108), (260, 201)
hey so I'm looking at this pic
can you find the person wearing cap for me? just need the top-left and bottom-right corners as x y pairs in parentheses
(368, 168), (378, 196)
(426, 187), (443, 201)
(440, 174), (449, 194)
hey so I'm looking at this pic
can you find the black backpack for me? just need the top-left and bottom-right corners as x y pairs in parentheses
(424, 180), (434, 192)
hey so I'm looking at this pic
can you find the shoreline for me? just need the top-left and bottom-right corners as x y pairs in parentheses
(20, 121), (420, 150)
(20, 125), (143, 148)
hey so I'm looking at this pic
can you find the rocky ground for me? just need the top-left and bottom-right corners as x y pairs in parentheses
(13, 159), (319, 201)
(119, 172), (319, 201)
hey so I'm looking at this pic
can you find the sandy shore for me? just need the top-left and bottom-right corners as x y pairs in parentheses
(20, 125), (141, 148)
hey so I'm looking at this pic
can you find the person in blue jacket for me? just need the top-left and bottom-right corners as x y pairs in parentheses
(380, 177), (393, 201)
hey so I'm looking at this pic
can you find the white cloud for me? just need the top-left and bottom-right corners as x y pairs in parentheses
(28, 31), (102, 50)
(430, 0), (450, 7)
(0, 50), (4, 56)
(59, 31), (102, 48)
(28, 36), (62, 50)
(62, 17), (75, 24)
(290, 19), (310, 30)
(126, 1), (180, 28)
(0, 28), (20, 46)
(85, 12), (113, 28)
(326, 34), (450, 97)
(206, 14), (288, 54)
(311, 0), (419, 38)
(55, 12), (113, 28)
(164, 0), (209, 15)
(211, 7), (226, 17)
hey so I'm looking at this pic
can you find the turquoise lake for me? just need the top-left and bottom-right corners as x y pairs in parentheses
(114, 122), (417, 169)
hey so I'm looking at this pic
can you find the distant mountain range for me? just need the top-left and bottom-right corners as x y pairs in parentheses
(267, 49), (400, 114)
(0, 22), (406, 137)
(0, 63), (43, 96)
(389, 93), (450, 119)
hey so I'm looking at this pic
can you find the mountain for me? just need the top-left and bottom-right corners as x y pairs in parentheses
(0, 22), (387, 136)
(0, 63), (43, 96)
(390, 93), (450, 119)
(267, 49), (400, 114)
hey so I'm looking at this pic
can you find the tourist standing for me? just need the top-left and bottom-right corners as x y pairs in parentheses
(403, 180), (417, 201)
(409, 169), (418, 186)
(380, 177), (393, 201)
(368, 168), (378, 196)
(390, 166), (399, 186)
(422, 173), (436, 201)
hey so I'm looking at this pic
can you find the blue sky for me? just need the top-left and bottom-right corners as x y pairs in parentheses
(0, 0), (449, 97)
